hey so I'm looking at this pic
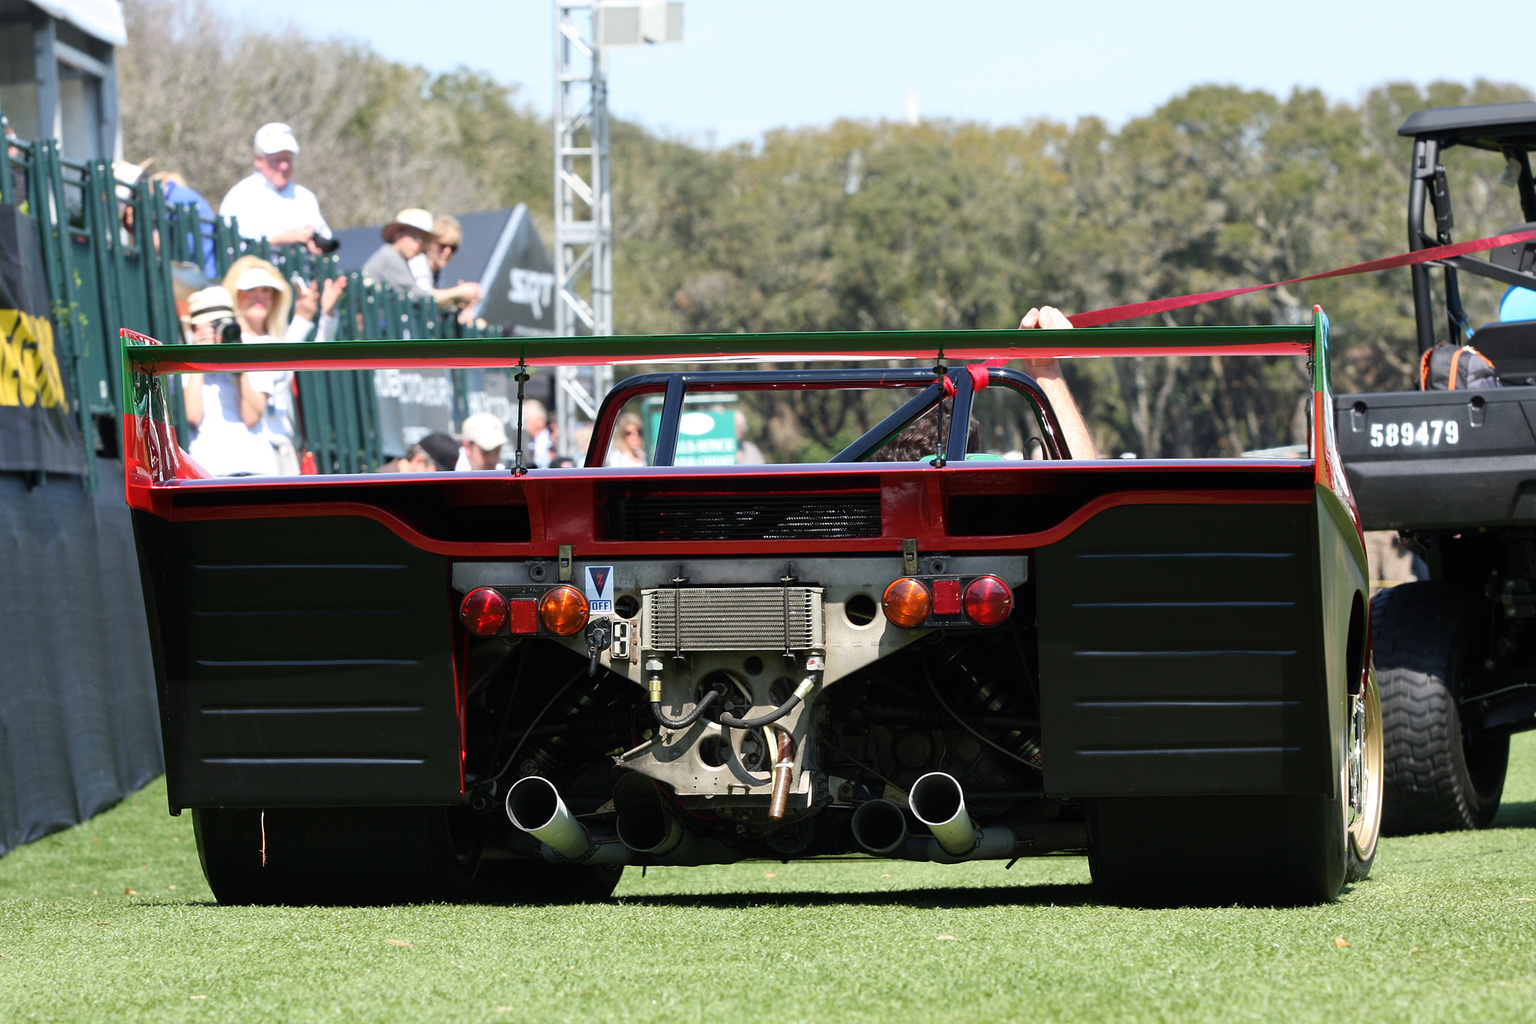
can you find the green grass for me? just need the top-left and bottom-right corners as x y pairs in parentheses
(4, 738), (1536, 1024)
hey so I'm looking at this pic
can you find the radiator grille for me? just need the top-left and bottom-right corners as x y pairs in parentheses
(642, 587), (824, 651)
(618, 494), (880, 541)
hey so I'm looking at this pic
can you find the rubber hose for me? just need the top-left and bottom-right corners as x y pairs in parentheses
(718, 693), (802, 730)
(651, 686), (723, 729)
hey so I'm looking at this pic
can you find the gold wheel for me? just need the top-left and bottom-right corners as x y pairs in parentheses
(1345, 665), (1384, 881)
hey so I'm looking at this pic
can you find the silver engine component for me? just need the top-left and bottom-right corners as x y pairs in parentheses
(643, 586), (823, 652)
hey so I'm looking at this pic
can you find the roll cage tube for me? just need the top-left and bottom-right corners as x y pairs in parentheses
(584, 365), (1069, 467)
(1407, 132), (1536, 352)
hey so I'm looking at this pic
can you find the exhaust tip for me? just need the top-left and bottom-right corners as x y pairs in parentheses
(616, 800), (679, 854)
(851, 799), (908, 856)
(909, 772), (977, 857)
(505, 776), (562, 833)
(909, 772), (964, 828)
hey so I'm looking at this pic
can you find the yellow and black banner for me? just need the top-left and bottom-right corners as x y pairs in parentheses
(0, 203), (81, 474)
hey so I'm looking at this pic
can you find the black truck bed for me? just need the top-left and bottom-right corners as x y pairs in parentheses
(1334, 385), (1536, 531)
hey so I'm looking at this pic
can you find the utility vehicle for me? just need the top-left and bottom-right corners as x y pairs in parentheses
(1334, 101), (1536, 833)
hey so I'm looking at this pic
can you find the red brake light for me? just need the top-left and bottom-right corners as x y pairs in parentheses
(461, 587), (508, 637)
(883, 578), (932, 629)
(539, 586), (588, 636)
(962, 575), (1012, 626)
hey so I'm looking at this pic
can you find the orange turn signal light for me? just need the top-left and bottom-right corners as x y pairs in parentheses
(539, 585), (589, 636)
(882, 577), (932, 629)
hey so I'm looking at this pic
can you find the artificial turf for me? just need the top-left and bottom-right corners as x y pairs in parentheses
(2, 735), (1534, 1024)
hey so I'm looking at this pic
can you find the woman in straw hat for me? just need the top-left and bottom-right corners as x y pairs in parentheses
(181, 286), (280, 477)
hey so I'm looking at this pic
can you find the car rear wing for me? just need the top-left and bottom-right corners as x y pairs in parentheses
(120, 310), (1340, 488)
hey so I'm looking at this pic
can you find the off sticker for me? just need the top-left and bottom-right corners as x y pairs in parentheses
(585, 565), (614, 614)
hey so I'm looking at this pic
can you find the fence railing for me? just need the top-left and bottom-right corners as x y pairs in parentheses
(0, 134), (499, 489)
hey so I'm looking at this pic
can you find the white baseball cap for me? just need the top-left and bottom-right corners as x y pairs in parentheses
(460, 412), (509, 451)
(254, 122), (300, 156)
(234, 266), (288, 293)
(112, 160), (144, 201)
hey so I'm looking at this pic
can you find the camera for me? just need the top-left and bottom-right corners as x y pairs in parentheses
(313, 234), (340, 254)
(212, 316), (242, 344)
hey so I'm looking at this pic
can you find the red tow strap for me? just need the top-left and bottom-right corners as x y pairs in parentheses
(1061, 228), (1536, 329)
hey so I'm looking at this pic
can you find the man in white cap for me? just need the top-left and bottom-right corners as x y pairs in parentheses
(218, 122), (333, 254)
(362, 209), (436, 296)
(456, 412), (509, 470)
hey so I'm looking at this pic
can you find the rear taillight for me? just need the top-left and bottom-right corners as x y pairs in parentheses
(461, 587), (508, 637)
(963, 575), (1012, 626)
(882, 578), (932, 628)
(539, 586), (588, 636)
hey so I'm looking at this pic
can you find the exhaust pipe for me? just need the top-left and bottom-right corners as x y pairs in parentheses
(851, 799), (908, 856)
(909, 772), (979, 857)
(616, 799), (687, 856)
(505, 776), (627, 865)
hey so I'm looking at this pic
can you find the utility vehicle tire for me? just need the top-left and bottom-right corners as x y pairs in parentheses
(472, 858), (623, 904)
(193, 806), (480, 905)
(1088, 793), (1347, 906)
(1372, 582), (1508, 834)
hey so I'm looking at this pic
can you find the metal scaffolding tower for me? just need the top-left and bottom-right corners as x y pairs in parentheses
(551, 1), (682, 458)
(552, 0), (613, 454)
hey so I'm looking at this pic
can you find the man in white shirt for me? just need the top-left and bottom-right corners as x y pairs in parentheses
(219, 123), (333, 255)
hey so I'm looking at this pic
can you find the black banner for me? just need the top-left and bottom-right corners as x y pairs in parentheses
(0, 204), (82, 475)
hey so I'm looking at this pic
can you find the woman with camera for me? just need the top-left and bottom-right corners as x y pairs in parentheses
(181, 287), (281, 476)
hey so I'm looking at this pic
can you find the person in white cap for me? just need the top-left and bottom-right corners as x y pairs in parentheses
(362, 209), (436, 296)
(456, 412), (509, 470)
(218, 122), (333, 254)
(180, 286), (281, 477)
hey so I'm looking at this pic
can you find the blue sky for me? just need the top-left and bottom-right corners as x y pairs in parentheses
(202, 0), (1530, 147)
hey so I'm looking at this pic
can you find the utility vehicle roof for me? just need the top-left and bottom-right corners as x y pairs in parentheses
(1398, 101), (1536, 151)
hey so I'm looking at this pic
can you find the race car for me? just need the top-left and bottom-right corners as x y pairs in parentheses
(122, 313), (1380, 906)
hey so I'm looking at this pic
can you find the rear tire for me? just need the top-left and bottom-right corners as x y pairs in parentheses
(1345, 665), (1384, 883)
(1372, 582), (1508, 833)
(193, 806), (480, 905)
(1088, 793), (1346, 906)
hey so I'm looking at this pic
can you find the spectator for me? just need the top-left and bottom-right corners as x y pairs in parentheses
(221, 257), (344, 473)
(112, 161), (220, 279)
(418, 431), (460, 472)
(219, 122), (334, 255)
(734, 410), (766, 464)
(522, 399), (553, 469)
(412, 214), (482, 320)
(606, 412), (647, 467)
(1017, 305), (1098, 459)
(220, 255), (342, 344)
(362, 208), (435, 296)
(376, 443), (438, 473)
(180, 286), (279, 477)
(3, 115), (25, 205)
(154, 170), (219, 278)
(111, 160), (143, 246)
(457, 413), (509, 470)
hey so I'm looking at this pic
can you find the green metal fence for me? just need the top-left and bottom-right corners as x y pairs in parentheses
(0, 133), (499, 488)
